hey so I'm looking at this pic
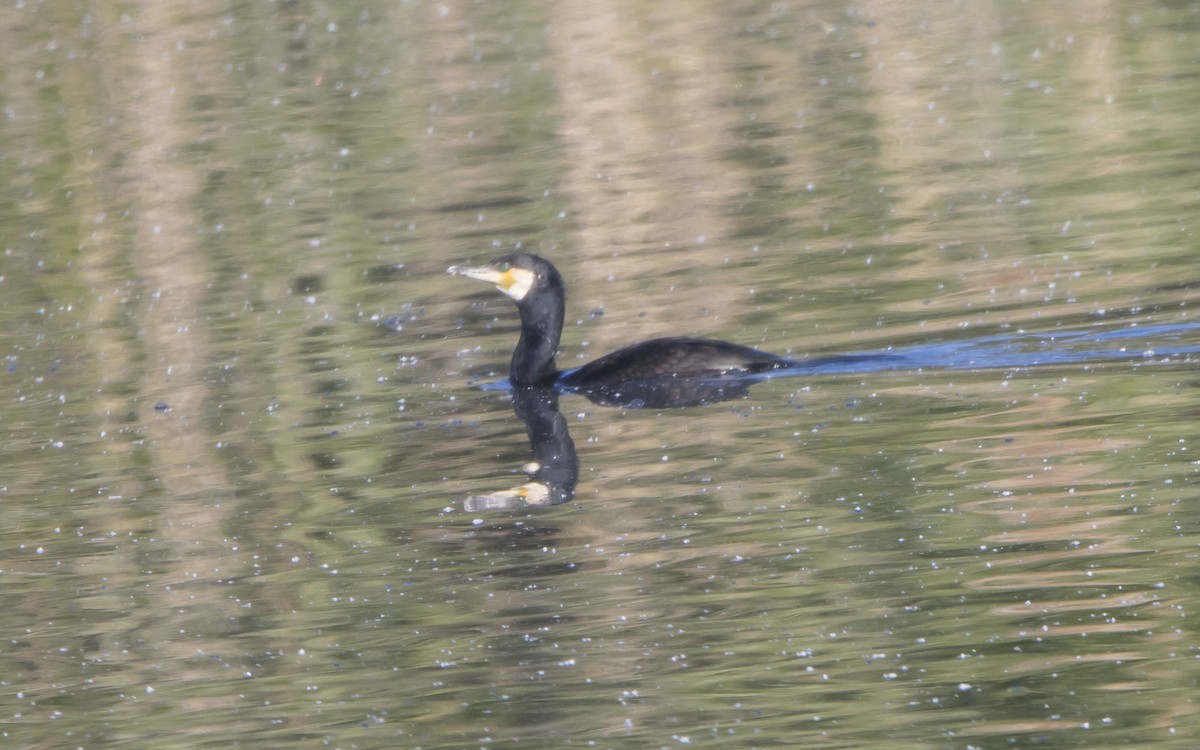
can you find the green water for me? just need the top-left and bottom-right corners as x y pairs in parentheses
(1, 2), (1199, 748)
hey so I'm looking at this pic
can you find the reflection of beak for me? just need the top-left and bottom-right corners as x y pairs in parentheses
(463, 482), (552, 512)
(446, 264), (515, 292)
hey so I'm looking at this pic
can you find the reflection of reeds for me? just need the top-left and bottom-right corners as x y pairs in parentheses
(3, 0), (1199, 745)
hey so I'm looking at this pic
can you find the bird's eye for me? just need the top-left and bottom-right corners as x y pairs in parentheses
(499, 262), (511, 272)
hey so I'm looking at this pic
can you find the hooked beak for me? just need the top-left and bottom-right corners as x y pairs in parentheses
(447, 263), (533, 301)
(446, 263), (512, 289)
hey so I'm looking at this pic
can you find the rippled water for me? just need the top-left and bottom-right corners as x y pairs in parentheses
(2, 2), (1200, 748)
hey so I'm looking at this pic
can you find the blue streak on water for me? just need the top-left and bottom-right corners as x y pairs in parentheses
(862, 321), (1200, 372)
(473, 321), (1200, 393)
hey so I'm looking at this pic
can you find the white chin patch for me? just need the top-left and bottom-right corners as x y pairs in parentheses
(501, 267), (535, 301)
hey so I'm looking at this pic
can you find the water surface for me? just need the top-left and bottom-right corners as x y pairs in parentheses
(2, 2), (1199, 748)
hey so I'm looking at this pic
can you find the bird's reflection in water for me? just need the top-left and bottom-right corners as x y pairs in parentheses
(461, 373), (786, 511)
(463, 385), (579, 512)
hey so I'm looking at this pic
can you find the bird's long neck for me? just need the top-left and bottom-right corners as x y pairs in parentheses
(511, 292), (564, 385)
